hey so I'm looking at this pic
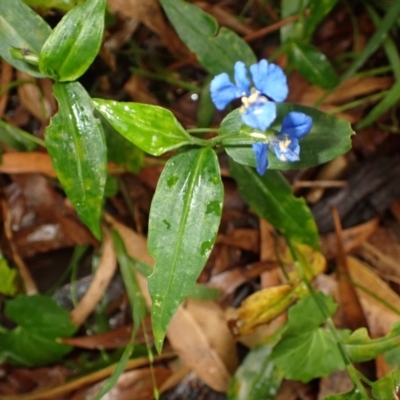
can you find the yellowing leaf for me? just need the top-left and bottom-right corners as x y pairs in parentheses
(282, 243), (326, 282)
(236, 285), (296, 336)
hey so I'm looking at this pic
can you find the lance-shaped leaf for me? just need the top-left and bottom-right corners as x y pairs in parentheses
(220, 104), (353, 171)
(39, 0), (106, 81)
(23, 0), (77, 12)
(45, 82), (107, 239)
(0, 0), (51, 77)
(286, 41), (338, 89)
(92, 99), (193, 156)
(230, 163), (320, 250)
(160, 0), (256, 76)
(148, 147), (223, 352)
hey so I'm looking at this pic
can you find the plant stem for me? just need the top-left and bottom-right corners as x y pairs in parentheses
(286, 239), (371, 399)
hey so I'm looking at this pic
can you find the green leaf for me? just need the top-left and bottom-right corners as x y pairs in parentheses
(159, 0), (256, 76)
(0, 295), (76, 366)
(227, 343), (283, 400)
(230, 163), (320, 250)
(148, 147), (223, 352)
(303, 0), (338, 41)
(39, 0), (106, 81)
(285, 293), (338, 332)
(325, 389), (364, 400)
(92, 99), (193, 156)
(270, 294), (348, 382)
(220, 103), (353, 171)
(119, 255), (221, 301)
(286, 41), (338, 88)
(280, 0), (308, 42)
(45, 82), (107, 239)
(0, 0), (51, 77)
(345, 322), (400, 363)
(0, 120), (38, 151)
(100, 114), (144, 173)
(371, 369), (400, 400)
(384, 346), (400, 368)
(272, 329), (345, 382)
(0, 257), (18, 296)
(23, 0), (79, 11)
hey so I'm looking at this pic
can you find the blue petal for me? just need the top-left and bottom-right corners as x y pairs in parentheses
(234, 61), (251, 95)
(273, 138), (300, 162)
(241, 101), (276, 131)
(210, 73), (242, 110)
(251, 62), (288, 102)
(252, 142), (269, 175)
(249, 59), (269, 93)
(279, 112), (313, 139)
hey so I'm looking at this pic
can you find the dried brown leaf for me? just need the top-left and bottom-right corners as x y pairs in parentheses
(16, 72), (52, 122)
(347, 256), (400, 337)
(0, 152), (56, 177)
(107, 0), (188, 57)
(321, 218), (379, 260)
(70, 227), (117, 327)
(105, 215), (238, 392)
(0, 61), (13, 118)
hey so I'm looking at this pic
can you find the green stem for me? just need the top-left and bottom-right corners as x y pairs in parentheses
(328, 91), (387, 114)
(130, 67), (199, 92)
(186, 128), (219, 134)
(286, 239), (371, 399)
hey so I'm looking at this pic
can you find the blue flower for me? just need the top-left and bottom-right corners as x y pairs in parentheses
(252, 111), (313, 175)
(210, 59), (288, 131)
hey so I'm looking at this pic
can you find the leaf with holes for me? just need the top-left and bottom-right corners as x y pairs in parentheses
(148, 147), (223, 352)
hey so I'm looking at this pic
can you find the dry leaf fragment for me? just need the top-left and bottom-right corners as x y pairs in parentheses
(347, 256), (400, 337)
(107, 0), (188, 57)
(16, 71), (52, 122)
(0, 61), (13, 117)
(217, 228), (259, 253)
(70, 227), (117, 327)
(0, 152), (56, 177)
(167, 299), (237, 392)
(321, 218), (379, 260)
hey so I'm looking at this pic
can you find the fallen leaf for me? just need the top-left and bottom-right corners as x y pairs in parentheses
(105, 214), (238, 392)
(0, 61), (13, 117)
(16, 71), (52, 122)
(70, 227), (117, 327)
(347, 256), (400, 337)
(0, 152), (56, 177)
(107, 0), (188, 57)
